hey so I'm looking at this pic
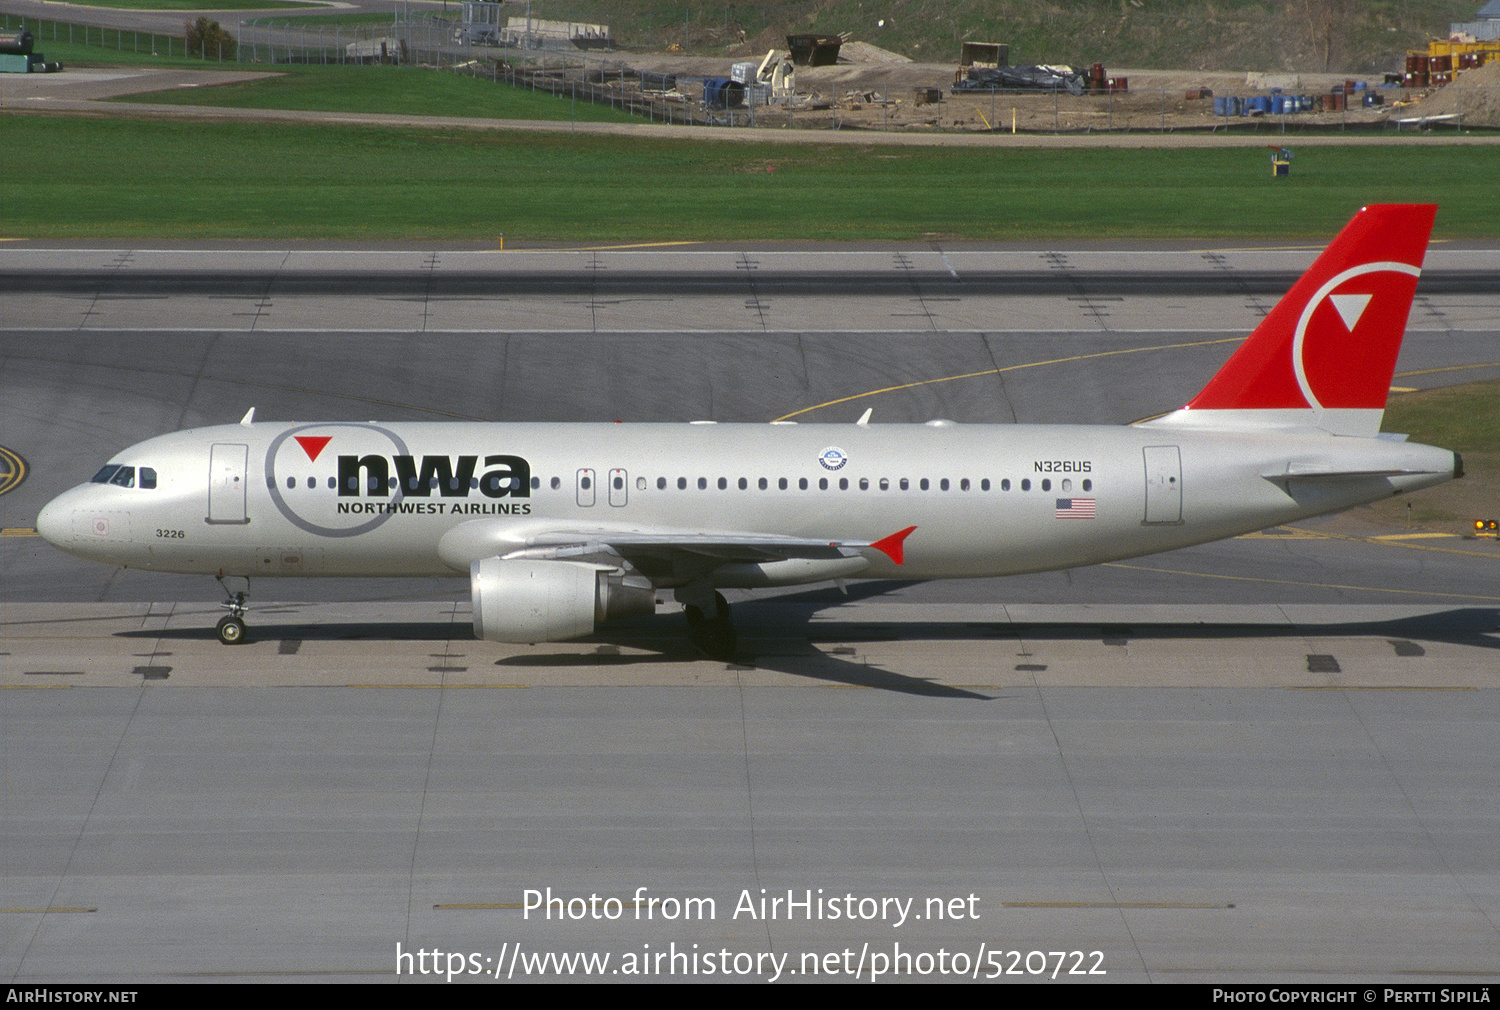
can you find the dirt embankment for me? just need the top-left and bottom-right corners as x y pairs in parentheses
(1392, 59), (1500, 128)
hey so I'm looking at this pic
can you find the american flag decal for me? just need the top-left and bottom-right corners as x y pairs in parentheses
(1055, 497), (1096, 519)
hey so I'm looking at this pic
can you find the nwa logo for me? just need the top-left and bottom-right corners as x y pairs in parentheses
(266, 423), (532, 539)
(1291, 261), (1422, 410)
(336, 453), (529, 499)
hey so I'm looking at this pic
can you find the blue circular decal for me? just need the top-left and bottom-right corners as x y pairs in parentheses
(818, 447), (847, 471)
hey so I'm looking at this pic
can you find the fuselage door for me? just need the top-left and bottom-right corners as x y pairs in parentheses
(208, 443), (250, 525)
(576, 468), (596, 507)
(1142, 445), (1183, 524)
(608, 468), (628, 507)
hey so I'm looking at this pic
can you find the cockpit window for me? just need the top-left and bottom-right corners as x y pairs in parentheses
(90, 464), (149, 488)
(90, 465), (136, 489)
(92, 465), (137, 487)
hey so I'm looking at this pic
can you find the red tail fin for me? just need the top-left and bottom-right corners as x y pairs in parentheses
(1155, 204), (1435, 435)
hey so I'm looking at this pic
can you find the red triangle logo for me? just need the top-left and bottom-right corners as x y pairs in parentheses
(294, 435), (332, 462)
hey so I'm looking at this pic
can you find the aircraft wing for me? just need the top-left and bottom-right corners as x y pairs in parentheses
(525, 531), (863, 561)
(437, 521), (915, 581)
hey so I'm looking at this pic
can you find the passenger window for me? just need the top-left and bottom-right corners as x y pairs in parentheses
(1082, 479), (1093, 492)
(878, 478), (887, 490)
(859, 478), (869, 491)
(818, 478), (828, 490)
(920, 479), (930, 491)
(656, 477), (666, 490)
(981, 479), (990, 491)
(960, 478), (970, 491)
(328, 477), (337, 490)
(1002, 479), (1011, 491)
(940, 479), (950, 491)
(677, 477), (687, 490)
(550, 477), (561, 490)
(1021, 479), (1031, 491)
(286, 477), (296, 489)
(758, 478), (767, 490)
(778, 478), (787, 490)
(738, 477), (748, 490)
(698, 478), (707, 490)
(900, 478), (909, 491)
(1041, 479), (1051, 492)
(839, 478), (848, 490)
(717, 477), (727, 490)
(1062, 479), (1072, 492)
(799, 478), (808, 490)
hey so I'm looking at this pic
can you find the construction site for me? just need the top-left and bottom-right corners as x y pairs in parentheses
(371, 1), (1500, 133)
(9, 0), (1499, 133)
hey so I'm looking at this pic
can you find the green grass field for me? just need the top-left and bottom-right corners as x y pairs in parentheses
(1385, 381), (1500, 456)
(109, 64), (649, 123)
(4, 116), (1498, 241)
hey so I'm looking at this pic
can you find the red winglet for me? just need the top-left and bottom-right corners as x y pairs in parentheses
(870, 526), (917, 565)
(294, 435), (333, 462)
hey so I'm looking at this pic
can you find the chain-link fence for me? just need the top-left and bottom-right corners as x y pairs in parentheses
(6, 10), (1494, 133)
(235, 13), (1499, 133)
(2, 10), (206, 60)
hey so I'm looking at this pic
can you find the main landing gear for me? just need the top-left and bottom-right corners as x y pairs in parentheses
(679, 588), (738, 661)
(215, 574), (250, 645)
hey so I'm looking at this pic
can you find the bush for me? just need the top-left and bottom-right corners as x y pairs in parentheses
(185, 17), (237, 60)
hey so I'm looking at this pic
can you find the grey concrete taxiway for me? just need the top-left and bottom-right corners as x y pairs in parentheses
(2, 242), (1499, 983)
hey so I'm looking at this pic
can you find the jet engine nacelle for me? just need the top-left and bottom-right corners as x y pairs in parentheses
(470, 557), (655, 643)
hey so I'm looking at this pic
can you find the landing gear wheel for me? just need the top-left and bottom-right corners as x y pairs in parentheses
(685, 591), (737, 661)
(216, 615), (247, 645)
(214, 574), (250, 645)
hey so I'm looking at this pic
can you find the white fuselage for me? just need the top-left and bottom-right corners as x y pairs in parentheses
(37, 419), (1458, 586)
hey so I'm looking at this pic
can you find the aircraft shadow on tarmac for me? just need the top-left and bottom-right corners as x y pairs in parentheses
(119, 579), (1498, 699)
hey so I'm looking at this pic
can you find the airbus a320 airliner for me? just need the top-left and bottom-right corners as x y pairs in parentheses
(37, 205), (1460, 657)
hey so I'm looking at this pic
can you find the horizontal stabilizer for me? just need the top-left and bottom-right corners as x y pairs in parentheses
(1262, 467), (1445, 482)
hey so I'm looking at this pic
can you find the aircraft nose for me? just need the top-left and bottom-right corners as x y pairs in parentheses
(36, 493), (69, 547)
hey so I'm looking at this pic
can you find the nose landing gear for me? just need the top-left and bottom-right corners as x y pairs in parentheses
(215, 574), (250, 645)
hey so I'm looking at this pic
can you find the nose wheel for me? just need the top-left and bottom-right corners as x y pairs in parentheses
(215, 574), (250, 645)
(216, 615), (247, 645)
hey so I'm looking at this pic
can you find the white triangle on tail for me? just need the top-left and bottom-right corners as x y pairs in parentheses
(1329, 292), (1372, 332)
